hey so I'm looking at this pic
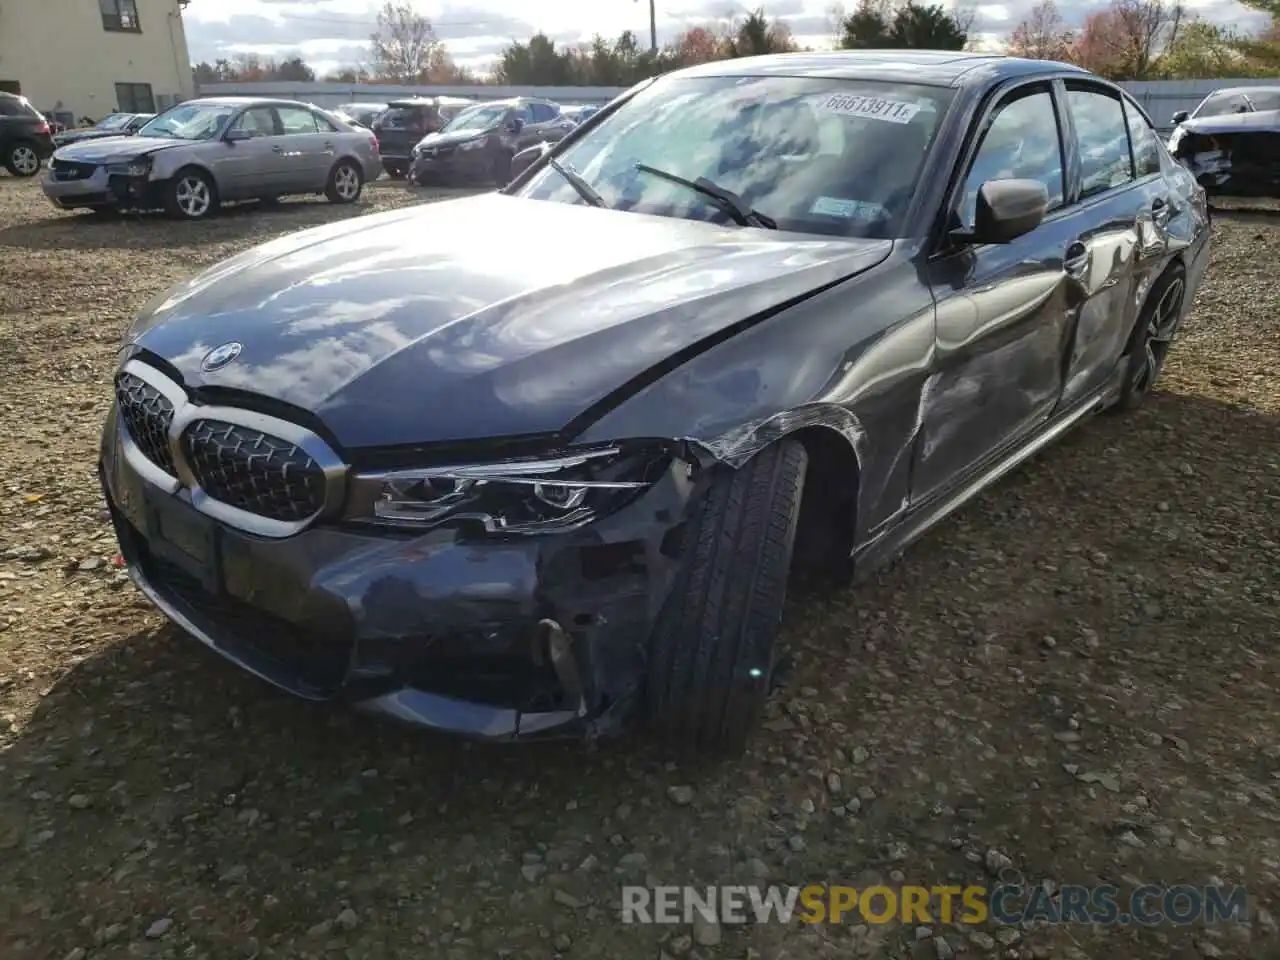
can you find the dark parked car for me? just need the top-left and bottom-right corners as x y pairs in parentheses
(0, 91), (56, 176)
(53, 112), (154, 147)
(1167, 86), (1280, 199)
(372, 96), (472, 177)
(408, 97), (572, 186)
(101, 52), (1210, 753)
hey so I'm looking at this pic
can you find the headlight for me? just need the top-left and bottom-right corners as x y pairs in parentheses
(459, 138), (485, 152)
(107, 155), (152, 177)
(411, 145), (421, 158)
(351, 443), (675, 534)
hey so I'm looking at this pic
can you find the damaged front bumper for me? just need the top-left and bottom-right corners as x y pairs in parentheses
(99, 403), (706, 741)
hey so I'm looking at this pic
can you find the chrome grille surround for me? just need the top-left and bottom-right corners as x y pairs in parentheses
(113, 359), (348, 538)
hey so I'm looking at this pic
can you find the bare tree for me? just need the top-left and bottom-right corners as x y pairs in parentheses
(825, 2), (848, 47)
(1006, 0), (1075, 59)
(368, 0), (443, 83)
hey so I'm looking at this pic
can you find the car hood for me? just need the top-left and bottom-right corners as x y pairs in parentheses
(1180, 110), (1280, 136)
(126, 193), (892, 450)
(415, 128), (493, 150)
(54, 136), (184, 162)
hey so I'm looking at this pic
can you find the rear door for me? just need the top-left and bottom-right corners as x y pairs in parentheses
(272, 105), (332, 191)
(1053, 80), (1170, 409)
(375, 104), (426, 160)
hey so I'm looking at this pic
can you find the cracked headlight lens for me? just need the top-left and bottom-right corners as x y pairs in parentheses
(353, 443), (674, 534)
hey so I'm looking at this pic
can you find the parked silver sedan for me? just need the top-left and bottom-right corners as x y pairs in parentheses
(41, 97), (382, 219)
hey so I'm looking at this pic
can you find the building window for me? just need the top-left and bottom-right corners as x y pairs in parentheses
(101, 0), (142, 32)
(115, 82), (155, 113)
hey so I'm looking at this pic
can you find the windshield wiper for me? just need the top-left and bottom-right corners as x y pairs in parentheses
(634, 162), (776, 229)
(547, 157), (606, 208)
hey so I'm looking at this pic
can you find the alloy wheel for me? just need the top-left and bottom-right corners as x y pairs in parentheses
(335, 165), (359, 200)
(175, 176), (211, 218)
(11, 145), (39, 176)
(1131, 275), (1185, 396)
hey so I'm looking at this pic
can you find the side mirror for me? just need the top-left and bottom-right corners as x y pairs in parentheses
(1171, 110), (1189, 124)
(224, 128), (250, 143)
(506, 116), (524, 133)
(951, 178), (1049, 245)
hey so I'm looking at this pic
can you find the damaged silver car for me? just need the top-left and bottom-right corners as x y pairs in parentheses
(100, 52), (1210, 753)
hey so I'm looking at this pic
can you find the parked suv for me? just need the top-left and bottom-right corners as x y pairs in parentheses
(1, 91), (56, 176)
(372, 96), (472, 178)
(408, 97), (573, 186)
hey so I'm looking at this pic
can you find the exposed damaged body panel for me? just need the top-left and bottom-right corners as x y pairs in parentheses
(1169, 109), (1280, 199)
(99, 53), (1213, 749)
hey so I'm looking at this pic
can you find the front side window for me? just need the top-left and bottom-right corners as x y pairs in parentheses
(276, 106), (319, 135)
(139, 102), (236, 141)
(517, 75), (954, 239)
(231, 106), (277, 138)
(529, 102), (558, 123)
(959, 89), (1064, 229)
(1066, 87), (1134, 200)
(100, 0), (141, 32)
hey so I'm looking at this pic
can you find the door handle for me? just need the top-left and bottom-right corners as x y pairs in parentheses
(1151, 196), (1171, 225)
(1063, 241), (1090, 276)
(271, 145), (282, 153)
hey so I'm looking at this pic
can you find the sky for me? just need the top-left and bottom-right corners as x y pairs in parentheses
(182, 0), (1269, 79)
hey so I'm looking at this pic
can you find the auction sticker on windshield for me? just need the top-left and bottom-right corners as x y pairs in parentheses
(817, 93), (921, 124)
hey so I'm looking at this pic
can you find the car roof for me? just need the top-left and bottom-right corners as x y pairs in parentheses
(181, 96), (326, 110)
(669, 50), (1089, 87)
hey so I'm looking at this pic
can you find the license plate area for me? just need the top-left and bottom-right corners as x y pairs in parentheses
(146, 496), (220, 594)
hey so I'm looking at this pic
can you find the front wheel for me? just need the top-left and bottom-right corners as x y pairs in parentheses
(325, 159), (363, 204)
(4, 141), (41, 177)
(644, 439), (808, 756)
(1110, 262), (1187, 413)
(164, 168), (218, 220)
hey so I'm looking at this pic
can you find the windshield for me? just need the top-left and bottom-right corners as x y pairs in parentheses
(1196, 90), (1280, 118)
(97, 113), (133, 131)
(138, 102), (236, 141)
(516, 75), (953, 238)
(443, 104), (511, 133)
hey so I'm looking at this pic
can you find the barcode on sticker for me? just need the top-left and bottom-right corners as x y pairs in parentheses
(818, 94), (920, 124)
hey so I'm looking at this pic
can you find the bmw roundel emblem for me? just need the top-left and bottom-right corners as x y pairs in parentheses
(201, 341), (242, 372)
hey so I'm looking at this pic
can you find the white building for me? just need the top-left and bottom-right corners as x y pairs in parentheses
(0, 0), (194, 126)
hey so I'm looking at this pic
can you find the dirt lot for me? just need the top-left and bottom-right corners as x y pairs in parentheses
(0, 173), (1277, 960)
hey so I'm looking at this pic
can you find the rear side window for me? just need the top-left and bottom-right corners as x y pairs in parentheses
(381, 105), (435, 128)
(1122, 99), (1162, 178)
(960, 88), (1064, 228)
(276, 106), (319, 134)
(1066, 87), (1133, 200)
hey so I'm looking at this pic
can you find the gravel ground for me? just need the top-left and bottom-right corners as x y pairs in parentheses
(0, 174), (1278, 960)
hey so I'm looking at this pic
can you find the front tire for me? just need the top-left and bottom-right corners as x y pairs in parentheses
(645, 440), (808, 756)
(4, 141), (42, 177)
(1111, 262), (1187, 413)
(164, 168), (218, 220)
(325, 159), (363, 204)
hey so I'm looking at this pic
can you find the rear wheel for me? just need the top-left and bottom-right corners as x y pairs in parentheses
(1111, 262), (1187, 413)
(164, 168), (218, 220)
(326, 159), (363, 204)
(645, 440), (808, 756)
(4, 141), (41, 177)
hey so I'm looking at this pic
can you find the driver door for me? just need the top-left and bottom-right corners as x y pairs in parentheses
(210, 105), (284, 199)
(913, 80), (1076, 505)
